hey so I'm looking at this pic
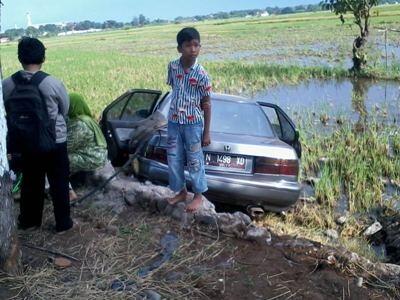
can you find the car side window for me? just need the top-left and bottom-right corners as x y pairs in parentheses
(278, 111), (295, 143)
(120, 92), (159, 121)
(261, 107), (282, 139)
(106, 94), (130, 121)
(261, 106), (296, 143)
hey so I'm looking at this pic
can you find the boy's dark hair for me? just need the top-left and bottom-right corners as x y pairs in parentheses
(177, 27), (200, 47)
(18, 37), (46, 65)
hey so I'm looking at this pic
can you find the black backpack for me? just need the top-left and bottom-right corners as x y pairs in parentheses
(5, 71), (57, 154)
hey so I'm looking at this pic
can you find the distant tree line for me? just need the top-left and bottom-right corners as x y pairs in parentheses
(174, 0), (398, 22)
(2, 13), (169, 40)
(174, 5), (323, 23)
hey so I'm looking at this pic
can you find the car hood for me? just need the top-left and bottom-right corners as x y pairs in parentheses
(153, 129), (298, 160)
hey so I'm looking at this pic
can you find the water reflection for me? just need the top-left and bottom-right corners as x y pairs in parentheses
(254, 79), (400, 129)
(351, 78), (368, 133)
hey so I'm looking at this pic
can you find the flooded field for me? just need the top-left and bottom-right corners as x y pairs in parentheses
(255, 79), (400, 127)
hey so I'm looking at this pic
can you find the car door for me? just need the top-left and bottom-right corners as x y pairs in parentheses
(100, 89), (162, 166)
(258, 102), (302, 158)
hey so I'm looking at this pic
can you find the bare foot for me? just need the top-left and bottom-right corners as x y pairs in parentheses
(185, 193), (203, 213)
(167, 189), (188, 205)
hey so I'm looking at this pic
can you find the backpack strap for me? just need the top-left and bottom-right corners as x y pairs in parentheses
(31, 71), (49, 86)
(11, 71), (26, 85)
(11, 70), (49, 86)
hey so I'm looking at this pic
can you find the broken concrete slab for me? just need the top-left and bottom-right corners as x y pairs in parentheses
(363, 221), (382, 236)
(245, 225), (272, 245)
(80, 175), (273, 252)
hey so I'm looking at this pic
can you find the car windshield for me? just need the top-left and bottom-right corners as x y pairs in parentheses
(157, 95), (274, 137)
(211, 99), (274, 137)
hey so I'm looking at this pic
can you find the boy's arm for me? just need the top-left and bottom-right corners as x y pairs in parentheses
(201, 95), (211, 147)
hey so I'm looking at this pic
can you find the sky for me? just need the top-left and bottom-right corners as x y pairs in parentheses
(1, 0), (321, 31)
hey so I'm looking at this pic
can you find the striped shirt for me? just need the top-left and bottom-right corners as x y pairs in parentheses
(167, 58), (212, 124)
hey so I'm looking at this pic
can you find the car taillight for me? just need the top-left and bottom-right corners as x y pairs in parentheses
(254, 157), (299, 176)
(145, 145), (168, 164)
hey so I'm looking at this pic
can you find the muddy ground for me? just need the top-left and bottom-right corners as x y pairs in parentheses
(0, 181), (397, 299)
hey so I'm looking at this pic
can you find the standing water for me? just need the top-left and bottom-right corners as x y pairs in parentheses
(254, 79), (400, 127)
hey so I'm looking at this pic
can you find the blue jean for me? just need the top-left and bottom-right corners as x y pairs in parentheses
(167, 121), (208, 194)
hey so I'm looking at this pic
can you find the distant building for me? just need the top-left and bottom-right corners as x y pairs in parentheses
(0, 34), (10, 43)
(26, 12), (32, 27)
(25, 12), (67, 29)
(57, 28), (102, 36)
(260, 11), (270, 17)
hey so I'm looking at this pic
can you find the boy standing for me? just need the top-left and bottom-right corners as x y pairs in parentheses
(2, 37), (73, 233)
(166, 27), (212, 213)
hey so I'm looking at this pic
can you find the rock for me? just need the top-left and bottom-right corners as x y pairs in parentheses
(375, 263), (400, 278)
(200, 198), (216, 212)
(163, 203), (175, 216)
(54, 257), (72, 269)
(180, 211), (193, 229)
(327, 255), (337, 265)
(274, 239), (314, 248)
(91, 161), (116, 185)
(335, 216), (347, 225)
(348, 252), (360, 263)
(245, 225), (272, 245)
(123, 188), (137, 206)
(356, 277), (363, 287)
(363, 221), (382, 236)
(195, 213), (218, 226)
(217, 213), (247, 237)
(170, 202), (186, 221)
(233, 211), (252, 225)
(143, 290), (161, 300)
(156, 198), (169, 212)
(325, 229), (339, 240)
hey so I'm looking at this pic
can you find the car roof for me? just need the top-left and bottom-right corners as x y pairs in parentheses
(162, 92), (259, 106)
(211, 93), (258, 105)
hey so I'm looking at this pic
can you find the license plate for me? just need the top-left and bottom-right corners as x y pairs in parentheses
(204, 153), (247, 170)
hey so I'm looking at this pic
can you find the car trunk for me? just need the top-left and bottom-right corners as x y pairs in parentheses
(145, 130), (299, 176)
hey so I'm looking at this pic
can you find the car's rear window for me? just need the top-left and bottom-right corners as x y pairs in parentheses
(211, 99), (274, 137)
(157, 95), (274, 137)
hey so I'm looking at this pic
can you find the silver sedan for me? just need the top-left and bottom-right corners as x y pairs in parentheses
(101, 90), (302, 212)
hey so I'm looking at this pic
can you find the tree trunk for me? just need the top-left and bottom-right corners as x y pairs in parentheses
(0, 78), (21, 275)
(351, 36), (367, 73)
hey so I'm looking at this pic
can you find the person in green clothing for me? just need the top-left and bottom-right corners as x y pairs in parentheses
(67, 93), (108, 200)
